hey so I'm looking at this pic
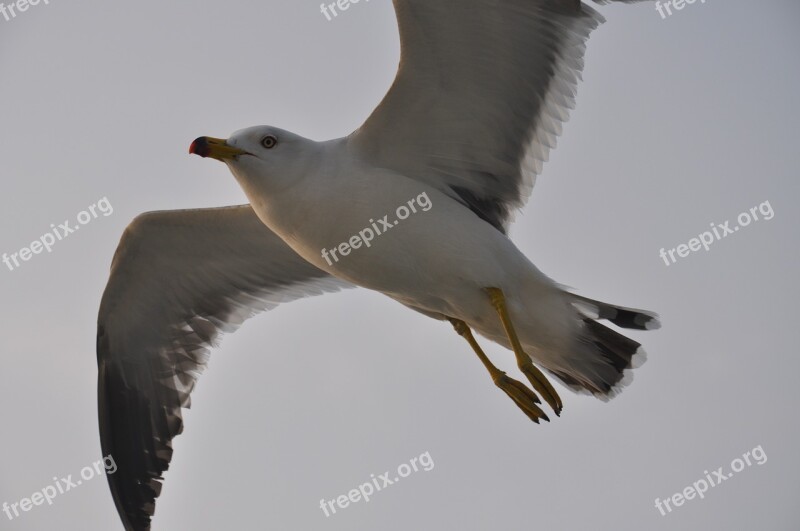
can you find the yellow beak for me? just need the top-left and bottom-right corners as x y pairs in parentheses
(189, 136), (250, 161)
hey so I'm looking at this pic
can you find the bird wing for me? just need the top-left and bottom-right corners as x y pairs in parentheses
(350, 0), (644, 232)
(97, 205), (352, 530)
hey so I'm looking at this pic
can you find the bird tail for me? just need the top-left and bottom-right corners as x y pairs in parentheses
(543, 295), (660, 399)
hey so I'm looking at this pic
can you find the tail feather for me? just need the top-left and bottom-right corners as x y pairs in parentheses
(570, 294), (661, 331)
(544, 297), (658, 399)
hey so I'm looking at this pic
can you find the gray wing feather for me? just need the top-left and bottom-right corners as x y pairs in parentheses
(97, 205), (351, 530)
(351, 0), (643, 232)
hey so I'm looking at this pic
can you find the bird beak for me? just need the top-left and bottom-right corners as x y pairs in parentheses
(189, 137), (250, 161)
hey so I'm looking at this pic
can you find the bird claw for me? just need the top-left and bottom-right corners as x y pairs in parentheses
(519, 362), (563, 417)
(483, 287), (563, 418)
(494, 373), (550, 424)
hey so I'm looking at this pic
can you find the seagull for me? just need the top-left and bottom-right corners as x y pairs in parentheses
(97, 0), (658, 529)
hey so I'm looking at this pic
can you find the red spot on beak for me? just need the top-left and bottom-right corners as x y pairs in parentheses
(189, 137), (210, 157)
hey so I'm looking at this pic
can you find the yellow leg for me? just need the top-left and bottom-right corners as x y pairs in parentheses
(484, 288), (563, 416)
(448, 318), (549, 424)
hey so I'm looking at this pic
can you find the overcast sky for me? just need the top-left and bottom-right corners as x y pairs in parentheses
(1, 1), (799, 530)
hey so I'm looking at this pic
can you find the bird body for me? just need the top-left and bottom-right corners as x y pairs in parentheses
(227, 130), (578, 375)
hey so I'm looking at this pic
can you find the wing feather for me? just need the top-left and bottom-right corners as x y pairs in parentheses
(97, 205), (351, 530)
(351, 0), (644, 231)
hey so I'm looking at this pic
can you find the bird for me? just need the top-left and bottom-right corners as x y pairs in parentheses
(97, 0), (659, 529)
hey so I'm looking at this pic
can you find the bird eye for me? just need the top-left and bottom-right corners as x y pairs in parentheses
(261, 135), (278, 149)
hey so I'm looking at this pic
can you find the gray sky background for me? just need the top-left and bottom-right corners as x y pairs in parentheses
(1, 1), (799, 530)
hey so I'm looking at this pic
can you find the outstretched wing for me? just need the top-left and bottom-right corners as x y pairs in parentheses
(97, 205), (352, 530)
(351, 0), (645, 232)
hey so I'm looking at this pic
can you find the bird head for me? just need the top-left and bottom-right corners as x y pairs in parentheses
(191, 125), (319, 189)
